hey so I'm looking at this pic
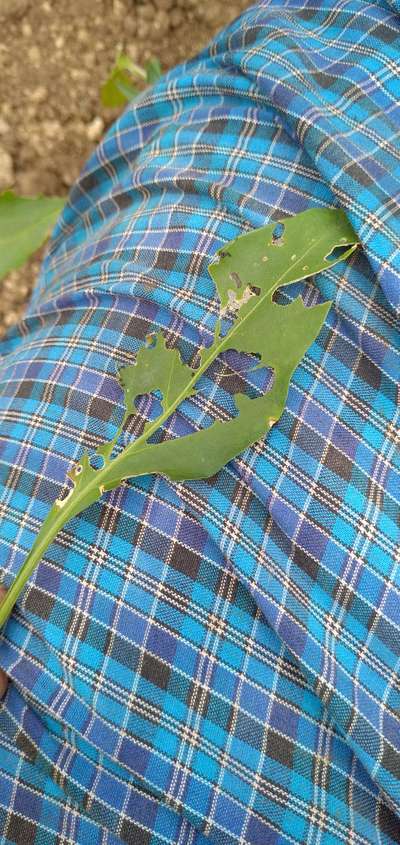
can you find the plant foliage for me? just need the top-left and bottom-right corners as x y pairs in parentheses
(0, 207), (358, 625)
(101, 53), (162, 107)
(0, 191), (64, 282)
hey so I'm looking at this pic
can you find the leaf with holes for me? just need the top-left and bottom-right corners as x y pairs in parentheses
(0, 207), (359, 626)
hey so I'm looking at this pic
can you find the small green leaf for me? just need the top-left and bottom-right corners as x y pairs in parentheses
(145, 58), (162, 85)
(0, 191), (65, 281)
(101, 53), (161, 108)
(100, 69), (138, 107)
(116, 55), (146, 80)
(100, 54), (142, 107)
(0, 207), (359, 627)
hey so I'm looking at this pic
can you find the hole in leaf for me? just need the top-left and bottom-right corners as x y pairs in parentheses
(211, 248), (231, 266)
(221, 285), (258, 318)
(134, 389), (164, 421)
(250, 285), (261, 296)
(89, 453), (105, 470)
(215, 349), (271, 395)
(108, 389), (165, 458)
(272, 222), (285, 245)
(55, 484), (74, 506)
(325, 244), (350, 263)
(272, 278), (311, 304)
(229, 271), (243, 288)
(145, 333), (157, 348)
(145, 349), (275, 447)
(109, 429), (131, 461)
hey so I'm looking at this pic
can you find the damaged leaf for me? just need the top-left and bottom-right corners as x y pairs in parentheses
(0, 207), (359, 626)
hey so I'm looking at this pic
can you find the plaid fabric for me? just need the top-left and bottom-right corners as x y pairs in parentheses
(0, 1), (399, 843)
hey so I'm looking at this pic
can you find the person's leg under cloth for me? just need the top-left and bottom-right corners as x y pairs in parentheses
(0, 2), (399, 843)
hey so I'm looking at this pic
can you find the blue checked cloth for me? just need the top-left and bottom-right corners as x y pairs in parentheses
(0, 1), (399, 843)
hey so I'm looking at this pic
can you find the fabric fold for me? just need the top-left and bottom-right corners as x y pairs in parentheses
(0, 2), (399, 843)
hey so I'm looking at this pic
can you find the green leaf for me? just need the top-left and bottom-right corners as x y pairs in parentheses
(100, 54), (142, 107)
(100, 68), (138, 108)
(0, 207), (359, 626)
(100, 53), (161, 108)
(0, 191), (65, 281)
(145, 57), (162, 85)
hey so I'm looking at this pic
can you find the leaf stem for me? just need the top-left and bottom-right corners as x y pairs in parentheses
(0, 510), (66, 626)
(0, 220), (358, 627)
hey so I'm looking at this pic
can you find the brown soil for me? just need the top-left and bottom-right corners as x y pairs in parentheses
(0, 0), (248, 337)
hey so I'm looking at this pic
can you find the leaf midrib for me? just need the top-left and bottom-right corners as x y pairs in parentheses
(108, 229), (332, 471)
(57, 230), (352, 521)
